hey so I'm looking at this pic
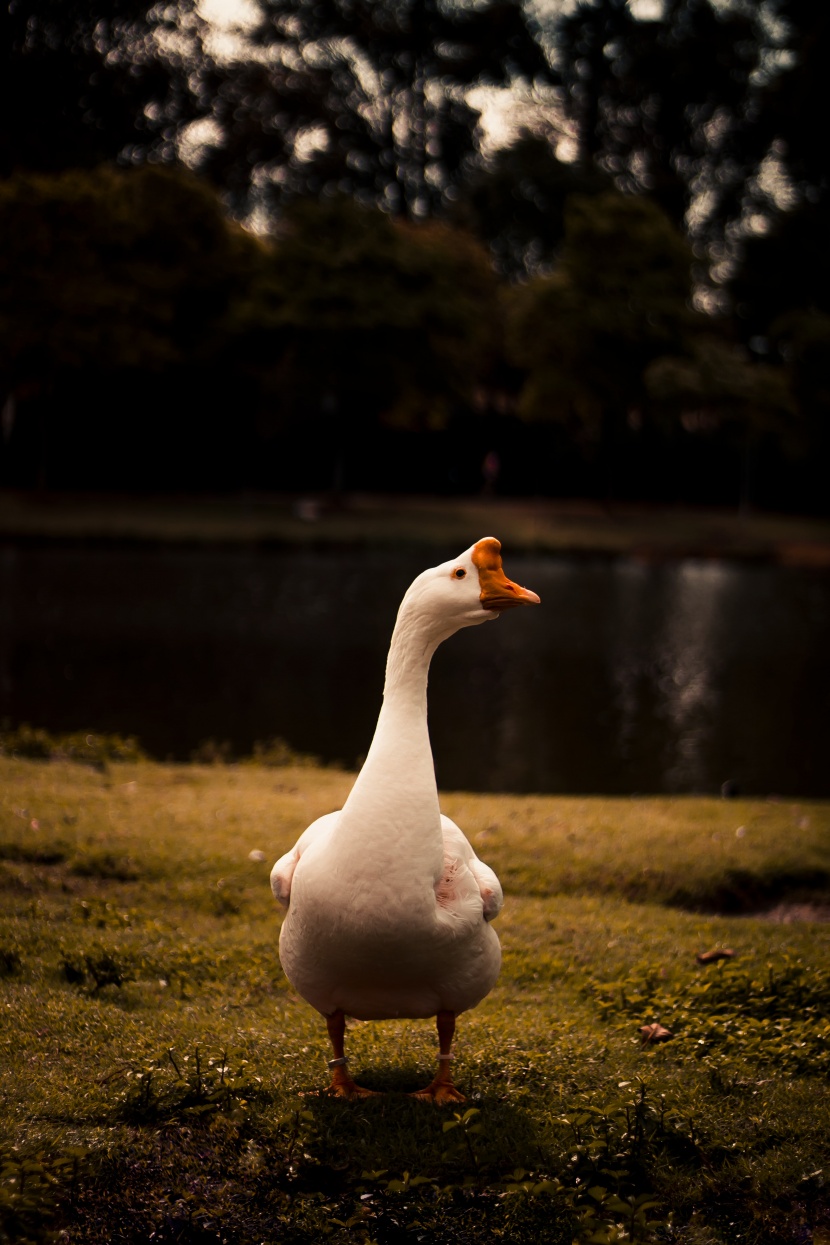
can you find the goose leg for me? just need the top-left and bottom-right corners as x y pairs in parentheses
(324, 1010), (378, 1099)
(412, 1010), (465, 1104)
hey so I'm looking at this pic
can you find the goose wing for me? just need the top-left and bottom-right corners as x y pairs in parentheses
(270, 811), (340, 908)
(438, 814), (503, 922)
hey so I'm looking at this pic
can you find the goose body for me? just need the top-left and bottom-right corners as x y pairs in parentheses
(271, 537), (539, 1098)
(275, 811), (501, 1021)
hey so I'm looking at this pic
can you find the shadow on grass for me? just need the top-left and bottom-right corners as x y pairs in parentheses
(58, 1085), (562, 1245)
(665, 866), (830, 915)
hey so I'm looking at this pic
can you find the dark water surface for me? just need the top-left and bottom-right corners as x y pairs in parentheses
(1, 544), (828, 796)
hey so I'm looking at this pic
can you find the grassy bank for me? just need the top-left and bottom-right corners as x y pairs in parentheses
(2, 491), (830, 563)
(1, 757), (829, 1243)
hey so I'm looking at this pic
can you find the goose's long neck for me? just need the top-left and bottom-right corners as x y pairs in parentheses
(334, 606), (446, 869)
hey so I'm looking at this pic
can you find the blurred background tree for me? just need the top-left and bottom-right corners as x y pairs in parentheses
(552, 0), (767, 232)
(505, 190), (800, 504)
(229, 195), (500, 492)
(506, 192), (697, 438)
(0, 0), (827, 509)
(0, 169), (500, 493)
(0, 165), (266, 489)
(453, 131), (611, 279)
(0, 0), (208, 175)
(195, 0), (551, 221)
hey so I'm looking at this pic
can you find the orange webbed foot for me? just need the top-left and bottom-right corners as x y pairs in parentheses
(321, 1012), (381, 1099)
(326, 1063), (381, 1099)
(411, 1013), (464, 1103)
(411, 1080), (466, 1104)
(325, 1082), (381, 1099)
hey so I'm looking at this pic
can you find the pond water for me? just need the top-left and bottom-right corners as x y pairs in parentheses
(0, 544), (828, 796)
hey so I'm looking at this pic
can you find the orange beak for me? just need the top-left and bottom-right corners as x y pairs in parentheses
(472, 537), (541, 612)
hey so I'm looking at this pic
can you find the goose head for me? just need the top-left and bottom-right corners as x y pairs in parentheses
(395, 537), (540, 650)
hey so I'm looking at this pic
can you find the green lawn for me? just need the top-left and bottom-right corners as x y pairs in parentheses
(1, 757), (829, 1243)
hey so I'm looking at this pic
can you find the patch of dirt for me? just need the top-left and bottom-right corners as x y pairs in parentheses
(761, 901), (830, 924)
(670, 868), (830, 918)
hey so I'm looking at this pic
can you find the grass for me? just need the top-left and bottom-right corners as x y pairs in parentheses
(2, 490), (830, 563)
(1, 756), (829, 1243)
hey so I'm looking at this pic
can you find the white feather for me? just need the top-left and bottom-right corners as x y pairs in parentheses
(272, 539), (533, 1024)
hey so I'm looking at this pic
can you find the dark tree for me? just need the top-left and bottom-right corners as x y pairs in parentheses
(198, 0), (551, 221)
(0, 168), (501, 493)
(202, 193), (503, 494)
(454, 130), (611, 279)
(728, 199), (830, 508)
(250, 195), (499, 448)
(0, 0), (209, 176)
(727, 1), (830, 332)
(0, 165), (268, 489)
(722, 5), (830, 508)
(746, 2), (830, 211)
(551, 0), (767, 230)
(505, 191), (698, 442)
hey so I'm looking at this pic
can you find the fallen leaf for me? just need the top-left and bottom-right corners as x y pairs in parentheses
(696, 948), (735, 965)
(639, 1023), (673, 1044)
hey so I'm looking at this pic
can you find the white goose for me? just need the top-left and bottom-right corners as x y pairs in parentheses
(271, 537), (540, 1101)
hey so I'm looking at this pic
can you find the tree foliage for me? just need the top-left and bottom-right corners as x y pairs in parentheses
(0, 0), (826, 506)
(506, 192), (697, 437)
(198, 0), (551, 220)
(504, 190), (794, 487)
(0, 165), (268, 488)
(0, 0), (208, 176)
(644, 338), (797, 451)
(249, 196), (500, 435)
(0, 170), (499, 490)
(744, 2), (830, 212)
(550, 0), (812, 238)
(0, 165), (264, 390)
(454, 131), (611, 279)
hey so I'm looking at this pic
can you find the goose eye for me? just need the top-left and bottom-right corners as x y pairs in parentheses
(453, 568), (467, 579)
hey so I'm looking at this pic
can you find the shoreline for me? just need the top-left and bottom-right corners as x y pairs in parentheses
(2, 489), (830, 564)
